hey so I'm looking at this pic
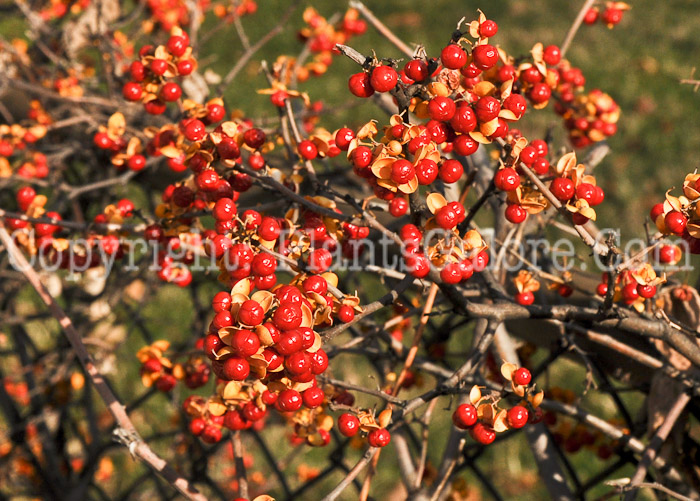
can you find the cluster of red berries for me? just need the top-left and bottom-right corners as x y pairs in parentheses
(451, 366), (540, 445)
(121, 27), (195, 114)
(39, 0), (90, 21)
(293, 8), (366, 83)
(494, 147), (604, 227)
(554, 86), (620, 148)
(92, 112), (149, 172)
(0, 119), (49, 178)
(594, 266), (664, 310)
(336, 408), (392, 448)
(138, 341), (211, 393)
(212, 0), (257, 22)
(650, 173), (700, 256)
(583, 2), (630, 28)
(372, 11), (620, 150)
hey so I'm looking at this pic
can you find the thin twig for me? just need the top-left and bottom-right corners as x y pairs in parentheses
(0, 223), (208, 501)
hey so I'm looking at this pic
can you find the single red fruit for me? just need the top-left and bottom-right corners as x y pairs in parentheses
(494, 168), (520, 191)
(222, 355), (250, 380)
(348, 72), (374, 98)
(439, 159), (463, 183)
(367, 428), (391, 447)
(391, 159), (415, 185)
(479, 19), (498, 37)
(389, 197), (409, 217)
(428, 96), (456, 121)
(184, 119), (206, 141)
(550, 177), (575, 201)
(507, 405), (529, 429)
(337, 304), (355, 323)
(470, 423), (496, 445)
(505, 204), (527, 224)
(452, 403), (478, 429)
(664, 211), (687, 235)
(543, 45), (562, 66)
(637, 284), (656, 299)
(338, 413), (360, 437)
(298, 140), (318, 160)
(370, 65), (398, 93)
(474, 96), (501, 123)
(441, 44), (467, 70)
(513, 367), (531, 386)
(122, 82), (142, 101)
(515, 291), (535, 305)
(160, 82), (182, 102)
(471, 44), (498, 70)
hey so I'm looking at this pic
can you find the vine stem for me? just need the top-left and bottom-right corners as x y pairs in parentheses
(0, 223), (208, 501)
(560, 0), (598, 58)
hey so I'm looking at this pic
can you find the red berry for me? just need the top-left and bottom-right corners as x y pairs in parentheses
(543, 45), (561, 66)
(222, 355), (250, 380)
(439, 159), (463, 183)
(177, 59), (194, 75)
(452, 403), (478, 429)
(166, 35), (188, 56)
(127, 154), (146, 171)
(583, 8), (599, 24)
(529, 83), (552, 104)
(308, 248), (333, 272)
(494, 168), (520, 191)
(664, 211), (687, 235)
(276, 389), (302, 412)
(391, 159), (415, 185)
(649, 203), (664, 222)
(441, 44), (467, 70)
(367, 428), (391, 447)
(507, 405), (529, 429)
(404, 59), (429, 81)
(273, 302), (302, 330)
(470, 423), (495, 445)
(389, 197), (409, 217)
(149, 58), (168, 76)
(122, 82), (142, 101)
(93, 132), (113, 149)
(243, 128), (266, 149)
(502, 93), (527, 118)
(338, 413), (360, 437)
(435, 206), (458, 229)
(405, 253), (430, 278)
(602, 7), (623, 26)
(550, 177), (575, 201)
(428, 96), (456, 121)
(258, 217), (281, 241)
(348, 72), (374, 98)
(212, 291), (232, 312)
(505, 204), (527, 224)
(213, 197), (236, 221)
(474, 96), (501, 123)
(370, 66), (398, 93)
(238, 300), (264, 326)
(302, 387), (325, 408)
(622, 283), (639, 303)
(479, 20), (498, 37)
(515, 291), (535, 305)
(297, 140), (317, 160)
(160, 82), (181, 102)
(471, 44), (498, 70)
(440, 262), (463, 284)
(251, 253), (276, 276)
(184, 119), (206, 141)
(232, 329), (261, 357)
(453, 135), (479, 156)
(16, 186), (36, 211)
(513, 367), (531, 386)
(450, 105), (477, 134)
(335, 128), (355, 150)
(275, 331), (302, 356)
(416, 159), (439, 185)
(637, 284), (656, 299)
(337, 304), (355, 323)
(206, 103), (226, 123)
(596, 282), (609, 296)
